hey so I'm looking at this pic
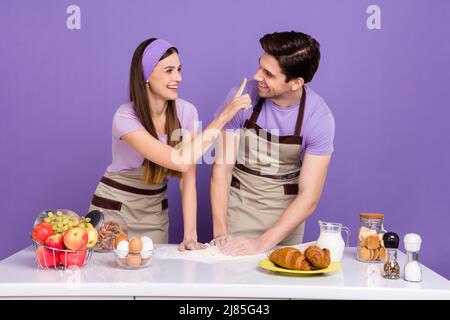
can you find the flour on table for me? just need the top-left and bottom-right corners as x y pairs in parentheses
(154, 241), (316, 263)
(155, 244), (266, 263)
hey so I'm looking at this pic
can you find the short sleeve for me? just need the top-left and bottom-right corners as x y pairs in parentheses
(304, 107), (335, 156)
(179, 101), (199, 132)
(112, 104), (146, 139)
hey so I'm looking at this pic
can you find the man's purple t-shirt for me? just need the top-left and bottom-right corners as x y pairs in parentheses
(106, 98), (199, 173)
(214, 80), (335, 157)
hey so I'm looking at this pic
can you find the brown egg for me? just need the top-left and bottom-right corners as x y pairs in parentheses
(129, 237), (143, 253)
(114, 233), (128, 248)
(126, 253), (142, 267)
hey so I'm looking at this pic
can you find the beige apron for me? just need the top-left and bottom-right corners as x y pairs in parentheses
(227, 87), (307, 245)
(89, 166), (169, 243)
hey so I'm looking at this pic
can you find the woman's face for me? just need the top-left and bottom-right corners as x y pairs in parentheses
(147, 52), (182, 101)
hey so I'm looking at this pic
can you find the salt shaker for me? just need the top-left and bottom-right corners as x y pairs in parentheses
(382, 232), (400, 279)
(403, 233), (422, 282)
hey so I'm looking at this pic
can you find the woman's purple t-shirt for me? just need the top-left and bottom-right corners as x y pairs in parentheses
(106, 98), (199, 173)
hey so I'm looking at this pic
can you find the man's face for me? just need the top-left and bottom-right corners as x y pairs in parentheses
(253, 52), (292, 99)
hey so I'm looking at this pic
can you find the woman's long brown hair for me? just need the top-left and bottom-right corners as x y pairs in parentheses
(129, 38), (182, 184)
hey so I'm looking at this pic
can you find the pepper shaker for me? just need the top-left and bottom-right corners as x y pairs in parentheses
(382, 232), (400, 279)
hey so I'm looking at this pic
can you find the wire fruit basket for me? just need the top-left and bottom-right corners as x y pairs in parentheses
(31, 238), (93, 270)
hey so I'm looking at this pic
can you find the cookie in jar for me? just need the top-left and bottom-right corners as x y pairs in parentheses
(357, 213), (386, 262)
(86, 210), (128, 252)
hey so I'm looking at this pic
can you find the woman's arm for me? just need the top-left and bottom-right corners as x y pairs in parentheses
(122, 79), (250, 173)
(178, 164), (206, 250)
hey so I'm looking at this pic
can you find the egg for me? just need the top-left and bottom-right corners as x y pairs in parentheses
(142, 238), (154, 249)
(141, 242), (154, 258)
(116, 240), (129, 258)
(129, 236), (143, 253)
(114, 233), (128, 248)
(141, 236), (153, 244)
(126, 253), (142, 267)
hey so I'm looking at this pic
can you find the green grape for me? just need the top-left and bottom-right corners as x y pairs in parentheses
(47, 212), (54, 218)
(85, 217), (91, 223)
(56, 211), (63, 217)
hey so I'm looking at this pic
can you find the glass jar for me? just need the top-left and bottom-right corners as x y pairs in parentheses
(86, 210), (128, 252)
(357, 213), (386, 262)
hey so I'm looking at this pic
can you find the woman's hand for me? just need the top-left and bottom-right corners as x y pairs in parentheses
(178, 238), (208, 251)
(219, 78), (251, 123)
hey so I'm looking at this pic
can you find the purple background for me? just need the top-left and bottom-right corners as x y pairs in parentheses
(1, 0), (449, 279)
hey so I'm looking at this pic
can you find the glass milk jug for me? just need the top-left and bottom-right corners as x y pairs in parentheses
(316, 220), (351, 262)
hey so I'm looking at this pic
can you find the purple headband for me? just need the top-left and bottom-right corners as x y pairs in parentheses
(142, 38), (174, 81)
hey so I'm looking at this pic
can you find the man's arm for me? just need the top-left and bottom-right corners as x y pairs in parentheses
(221, 153), (332, 255)
(259, 153), (332, 249)
(210, 130), (240, 240)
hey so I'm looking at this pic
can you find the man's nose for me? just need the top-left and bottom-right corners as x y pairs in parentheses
(253, 69), (263, 82)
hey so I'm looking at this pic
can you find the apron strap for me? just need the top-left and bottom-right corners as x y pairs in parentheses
(294, 86), (307, 136)
(248, 98), (264, 124)
(247, 87), (306, 136)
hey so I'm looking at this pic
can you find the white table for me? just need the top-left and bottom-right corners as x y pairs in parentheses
(0, 245), (448, 300)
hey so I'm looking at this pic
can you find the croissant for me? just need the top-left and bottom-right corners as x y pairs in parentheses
(304, 245), (331, 269)
(269, 247), (312, 271)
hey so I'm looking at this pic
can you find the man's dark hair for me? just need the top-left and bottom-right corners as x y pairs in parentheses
(259, 31), (320, 83)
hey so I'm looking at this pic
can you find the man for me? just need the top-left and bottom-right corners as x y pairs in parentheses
(210, 31), (335, 256)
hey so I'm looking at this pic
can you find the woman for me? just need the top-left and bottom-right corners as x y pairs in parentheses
(89, 38), (250, 250)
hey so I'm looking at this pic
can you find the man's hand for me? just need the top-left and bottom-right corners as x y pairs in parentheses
(209, 235), (233, 247)
(179, 239), (208, 251)
(219, 236), (265, 256)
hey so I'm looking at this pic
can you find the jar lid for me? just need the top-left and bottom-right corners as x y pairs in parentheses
(360, 213), (384, 219)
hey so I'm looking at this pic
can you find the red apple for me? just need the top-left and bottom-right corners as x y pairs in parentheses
(85, 228), (98, 249)
(44, 234), (64, 249)
(32, 222), (53, 244)
(59, 251), (87, 268)
(36, 246), (60, 268)
(63, 227), (88, 250)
